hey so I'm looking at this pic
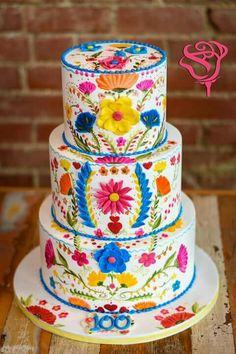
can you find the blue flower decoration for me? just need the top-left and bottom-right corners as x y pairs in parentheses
(172, 280), (180, 292)
(50, 276), (56, 289)
(94, 242), (131, 273)
(140, 109), (160, 128)
(125, 45), (147, 55)
(79, 43), (102, 52)
(75, 112), (96, 132)
(114, 50), (127, 57)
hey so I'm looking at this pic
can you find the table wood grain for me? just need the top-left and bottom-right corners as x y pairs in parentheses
(0, 188), (235, 354)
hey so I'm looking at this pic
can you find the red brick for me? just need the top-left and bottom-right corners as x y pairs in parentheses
(0, 7), (22, 31)
(213, 67), (236, 91)
(0, 36), (29, 61)
(170, 123), (200, 145)
(209, 9), (236, 34)
(117, 7), (205, 34)
(221, 39), (236, 64)
(0, 173), (33, 187)
(183, 149), (235, 169)
(168, 66), (195, 91)
(36, 123), (58, 142)
(0, 67), (21, 89)
(28, 66), (61, 89)
(0, 123), (32, 142)
(35, 37), (73, 60)
(39, 173), (51, 187)
(0, 94), (62, 118)
(26, 6), (111, 33)
(0, 148), (49, 168)
(206, 124), (236, 145)
(168, 96), (236, 120)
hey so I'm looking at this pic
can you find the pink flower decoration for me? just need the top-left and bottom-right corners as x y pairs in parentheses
(170, 156), (176, 165)
(78, 81), (96, 94)
(94, 228), (104, 237)
(95, 179), (134, 214)
(177, 244), (188, 273)
(45, 239), (56, 269)
(52, 305), (61, 311)
(116, 137), (126, 147)
(59, 312), (68, 318)
(154, 315), (164, 321)
(135, 228), (144, 237)
(136, 79), (154, 91)
(177, 152), (181, 163)
(160, 309), (169, 315)
(95, 156), (136, 164)
(138, 252), (156, 267)
(72, 250), (89, 266)
(99, 56), (128, 70)
(39, 300), (47, 305)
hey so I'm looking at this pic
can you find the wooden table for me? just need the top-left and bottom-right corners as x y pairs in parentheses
(0, 188), (235, 354)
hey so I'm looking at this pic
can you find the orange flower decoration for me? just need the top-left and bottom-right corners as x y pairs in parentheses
(59, 173), (72, 195)
(68, 297), (90, 309)
(133, 301), (156, 311)
(156, 176), (171, 196)
(96, 73), (138, 91)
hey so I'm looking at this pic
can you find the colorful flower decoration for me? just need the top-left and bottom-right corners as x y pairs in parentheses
(68, 297), (91, 309)
(154, 161), (167, 173)
(75, 112), (96, 132)
(114, 50), (127, 57)
(116, 272), (138, 287)
(95, 179), (133, 214)
(27, 306), (56, 325)
(94, 228), (104, 237)
(65, 103), (72, 120)
(99, 166), (108, 176)
(78, 81), (96, 95)
(159, 312), (194, 328)
(72, 250), (89, 267)
(97, 96), (140, 135)
(50, 276), (56, 289)
(156, 176), (171, 196)
(138, 252), (156, 267)
(60, 159), (71, 171)
(141, 109), (160, 128)
(133, 301), (156, 311)
(116, 137), (126, 147)
(176, 244), (188, 273)
(136, 79), (154, 91)
(125, 45), (147, 54)
(96, 73), (138, 91)
(135, 228), (144, 237)
(79, 43), (102, 52)
(95, 156), (136, 164)
(87, 271), (106, 286)
(99, 56), (128, 70)
(59, 173), (72, 195)
(45, 239), (56, 269)
(172, 280), (181, 292)
(94, 242), (131, 273)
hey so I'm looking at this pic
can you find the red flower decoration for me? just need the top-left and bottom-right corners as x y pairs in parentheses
(52, 305), (61, 311)
(71, 250), (89, 266)
(99, 56), (128, 70)
(138, 252), (156, 267)
(45, 239), (56, 269)
(27, 306), (56, 325)
(160, 312), (194, 328)
(39, 300), (47, 305)
(59, 312), (68, 318)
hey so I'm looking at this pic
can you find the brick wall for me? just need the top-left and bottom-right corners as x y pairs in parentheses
(0, 1), (236, 189)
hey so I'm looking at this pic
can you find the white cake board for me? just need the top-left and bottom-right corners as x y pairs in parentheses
(13, 246), (219, 345)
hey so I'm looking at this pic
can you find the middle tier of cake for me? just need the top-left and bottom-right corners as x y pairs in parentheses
(50, 123), (182, 241)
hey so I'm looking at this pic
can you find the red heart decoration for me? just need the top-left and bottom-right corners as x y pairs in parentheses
(96, 307), (105, 313)
(119, 306), (129, 313)
(108, 222), (122, 234)
(104, 304), (118, 312)
(143, 162), (152, 169)
(73, 162), (81, 169)
(110, 216), (120, 223)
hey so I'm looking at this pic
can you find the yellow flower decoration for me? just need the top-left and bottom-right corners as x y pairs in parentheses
(97, 96), (140, 136)
(116, 273), (138, 288)
(165, 218), (183, 232)
(88, 271), (106, 287)
(60, 159), (71, 171)
(65, 103), (72, 119)
(154, 161), (167, 173)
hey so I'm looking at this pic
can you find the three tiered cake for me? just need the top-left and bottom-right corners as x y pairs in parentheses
(14, 41), (219, 343)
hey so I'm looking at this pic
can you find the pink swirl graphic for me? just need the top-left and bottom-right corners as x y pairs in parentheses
(179, 41), (228, 97)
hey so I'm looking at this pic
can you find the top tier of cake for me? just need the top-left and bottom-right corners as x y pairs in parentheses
(61, 40), (167, 156)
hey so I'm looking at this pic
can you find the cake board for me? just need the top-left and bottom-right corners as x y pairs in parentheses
(14, 246), (219, 345)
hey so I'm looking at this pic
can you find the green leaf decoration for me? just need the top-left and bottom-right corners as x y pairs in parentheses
(192, 302), (205, 314)
(73, 235), (82, 252)
(153, 119), (165, 148)
(149, 194), (162, 230)
(66, 211), (77, 228)
(74, 135), (91, 152)
(128, 293), (153, 301)
(163, 252), (176, 269)
(57, 250), (68, 268)
(20, 294), (32, 307)
(98, 133), (117, 153)
(149, 234), (158, 252)
(70, 289), (98, 301)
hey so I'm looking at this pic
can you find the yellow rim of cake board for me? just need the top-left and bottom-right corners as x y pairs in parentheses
(15, 288), (219, 345)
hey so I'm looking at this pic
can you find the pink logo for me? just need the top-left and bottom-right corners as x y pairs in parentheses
(179, 41), (228, 97)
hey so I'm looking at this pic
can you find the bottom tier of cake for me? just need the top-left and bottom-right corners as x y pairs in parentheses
(39, 192), (195, 315)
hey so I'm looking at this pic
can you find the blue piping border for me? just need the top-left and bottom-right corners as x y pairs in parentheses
(51, 205), (183, 242)
(39, 266), (196, 315)
(62, 129), (168, 158)
(61, 40), (167, 74)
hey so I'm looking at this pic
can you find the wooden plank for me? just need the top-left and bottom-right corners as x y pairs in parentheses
(191, 195), (235, 354)
(218, 195), (236, 350)
(100, 343), (145, 354)
(147, 329), (192, 354)
(49, 336), (100, 354)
